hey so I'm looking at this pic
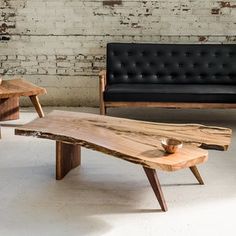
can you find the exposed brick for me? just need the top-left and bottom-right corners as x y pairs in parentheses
(211, 8), (220, 15)
(103, 1), (122, 7)
(198, 36), (208, 42)
(7, 55), (17, 60)
(17, 55), (27, 60)
(220, 1), (236, 8)
(1, 0), (236, 106)
(0, 68), (5, 74)
(21, 61), (38, 67)
(0, 55), (7, 60)
(57, 61), (72, 68)
(37, 55), (47, 61)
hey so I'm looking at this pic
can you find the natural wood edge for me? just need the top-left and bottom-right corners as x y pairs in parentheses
(99, 70), (107, 115)
(0, 79), (47, 99)
(38, 87), (47, 95)
(15, 129), (208, 172)
(19, 79), (47, 95)
(104, 101), (236, 109)
(170, 154), (208, 172)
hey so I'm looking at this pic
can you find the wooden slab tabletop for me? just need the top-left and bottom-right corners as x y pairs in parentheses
(15, 111), (232, 171)
(0, 79), (46, 99)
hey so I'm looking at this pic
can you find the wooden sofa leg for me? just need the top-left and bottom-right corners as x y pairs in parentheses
(99, 70), (107, 115)
(100, 103), (106, 115)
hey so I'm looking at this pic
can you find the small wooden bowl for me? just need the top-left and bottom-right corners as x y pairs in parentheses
(161, 138), (183, 154)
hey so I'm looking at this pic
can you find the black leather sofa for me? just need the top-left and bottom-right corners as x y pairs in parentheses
(99, 43), (236, 115)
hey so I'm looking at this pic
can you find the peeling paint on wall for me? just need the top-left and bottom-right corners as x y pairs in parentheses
(220, 1), (236, 8)
(211, 8), (220, 15)
(0, 0), (18, 41)
(198, 36), (208, 42)
(0, 23), (8, 33)
(1, 0), (236, 106)
(103, 0), (122, 7)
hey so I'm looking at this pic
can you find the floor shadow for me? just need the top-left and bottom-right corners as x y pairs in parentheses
(162, 183), (200, 187)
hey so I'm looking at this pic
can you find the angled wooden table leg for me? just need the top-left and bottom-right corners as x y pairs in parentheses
(189, 166), (204, 185)
(29, 95), (44, 118)
(56, 141), (81, 180)
(143, 167), (168, 212)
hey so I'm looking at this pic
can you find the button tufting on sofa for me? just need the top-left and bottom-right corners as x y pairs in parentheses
(99, 43), (236, 115)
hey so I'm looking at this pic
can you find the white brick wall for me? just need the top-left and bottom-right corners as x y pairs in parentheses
(1, 0), (236, 106)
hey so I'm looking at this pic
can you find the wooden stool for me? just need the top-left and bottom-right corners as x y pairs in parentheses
(0, 79), (46, 121)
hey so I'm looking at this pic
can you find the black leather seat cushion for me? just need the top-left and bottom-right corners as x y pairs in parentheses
(104, 84), (236, 103)
(107, 43), (236, 85)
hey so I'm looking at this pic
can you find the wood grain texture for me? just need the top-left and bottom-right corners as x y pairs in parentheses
(143, 167), (168, 211)
(0, 97), (19, 121)
(105, 101), (236, 109)
(56, 141), (81, 180)
(0, 79), (46, 99)
(15, 111), (231, 171)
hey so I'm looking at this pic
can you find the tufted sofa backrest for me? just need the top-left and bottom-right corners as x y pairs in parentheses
(107, 43), (236, 85)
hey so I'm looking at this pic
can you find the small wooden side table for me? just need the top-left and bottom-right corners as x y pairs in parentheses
(0, 79), (46, 121)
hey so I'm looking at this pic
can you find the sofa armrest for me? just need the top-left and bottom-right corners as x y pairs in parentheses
(99, 70), (107, 115)
(99, 70), (107, 91)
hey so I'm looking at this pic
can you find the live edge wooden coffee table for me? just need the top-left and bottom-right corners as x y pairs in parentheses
(0, 78), (46, 121)
(15, 111), (232, 212)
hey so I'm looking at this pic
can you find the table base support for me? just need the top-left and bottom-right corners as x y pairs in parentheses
(0, 97), (19, 121)
(56, 141), (81, 180)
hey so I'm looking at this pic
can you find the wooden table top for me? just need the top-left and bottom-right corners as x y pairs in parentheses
(0, 79), (46, 99)
(15, 111), (232, 171)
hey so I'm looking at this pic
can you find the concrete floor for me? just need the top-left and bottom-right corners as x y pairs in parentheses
(0, 107), (235, 236)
